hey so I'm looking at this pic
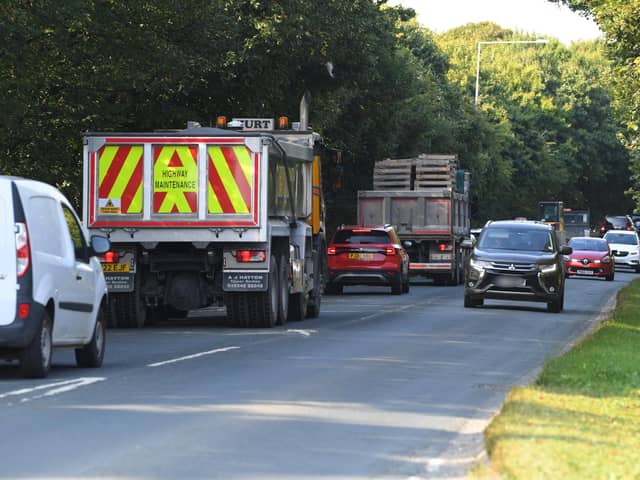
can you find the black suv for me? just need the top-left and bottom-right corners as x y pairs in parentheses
(463, 220), (572, 312)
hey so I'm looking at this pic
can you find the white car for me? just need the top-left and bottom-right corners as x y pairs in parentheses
(603, 229), (640, 273)
(0, 176), (111, 377)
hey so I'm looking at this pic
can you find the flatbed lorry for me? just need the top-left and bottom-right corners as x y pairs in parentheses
(357, 154), (470, 285)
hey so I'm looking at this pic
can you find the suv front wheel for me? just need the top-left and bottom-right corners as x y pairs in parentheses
(547, 293), (564, 313)
(464, 293), (483, 308)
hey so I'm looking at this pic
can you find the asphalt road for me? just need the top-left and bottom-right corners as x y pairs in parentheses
(0, 271), (632, 480)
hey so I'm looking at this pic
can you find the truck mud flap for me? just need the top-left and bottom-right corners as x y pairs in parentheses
(223, 271), (269, 292)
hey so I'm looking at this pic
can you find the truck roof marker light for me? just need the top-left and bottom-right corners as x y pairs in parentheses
(216, 116), (227, 128)
(278, 116), (289, 129)
(327, 246), (337, 255)
(236, 250), (266, 263)
(103, 251), (120, 263)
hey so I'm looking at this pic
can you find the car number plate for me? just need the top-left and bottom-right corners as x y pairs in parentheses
(347, 253), (374, 260)
(494, 275), (526, 287)
(101, 263), (131, 273)
(577, 269), (594, 275)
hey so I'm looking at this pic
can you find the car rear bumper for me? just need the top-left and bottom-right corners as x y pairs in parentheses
(0, 301), (45, 350)
(329, 269), (400, 286)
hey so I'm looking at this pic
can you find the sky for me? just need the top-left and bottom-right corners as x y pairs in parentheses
(389, 0), (602, 45)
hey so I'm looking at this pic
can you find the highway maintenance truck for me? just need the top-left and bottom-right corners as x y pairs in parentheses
(357, 154), (470, 285)
(82, 103), (328, 328)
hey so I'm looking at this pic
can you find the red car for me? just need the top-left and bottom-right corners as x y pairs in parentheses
(565, 236), (614, 280)
(326, 225), (410, 294)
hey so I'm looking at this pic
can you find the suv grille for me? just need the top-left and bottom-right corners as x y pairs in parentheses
(490, 261), (536, 273)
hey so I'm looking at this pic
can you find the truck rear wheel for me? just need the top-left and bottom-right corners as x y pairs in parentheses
(225, 293), (250, 328)
(277, 255), (289, 326)
(248, 254), (279, 328)
(112, 292), (146, 328)
(288, 291), (308, 322)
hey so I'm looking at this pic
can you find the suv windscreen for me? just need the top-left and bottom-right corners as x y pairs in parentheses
(478, 228), (554, 252)
(332, 230), (390, 244)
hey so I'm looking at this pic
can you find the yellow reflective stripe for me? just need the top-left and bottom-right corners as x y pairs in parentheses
(234, 146), (253, 187)
(207, 182), (223, 213)
(128, 182), (143, 213)
(158, 190), (191, 213)
(98, 146), (117, 185)
(209, 147), (249, 213)
(110, 146), (143, 199)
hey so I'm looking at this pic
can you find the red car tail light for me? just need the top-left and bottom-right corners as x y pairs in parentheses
(15, 222), (31, 277)
(236, 250), (267, 263)
(385, 247), (396, 255)
(327, 246), (337, 255)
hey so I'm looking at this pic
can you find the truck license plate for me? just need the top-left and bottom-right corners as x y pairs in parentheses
(101, 263), (131, 273)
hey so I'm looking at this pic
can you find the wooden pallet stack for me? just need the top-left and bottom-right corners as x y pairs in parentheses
(372, 154), (459, 191)
(414, 154), (458, 190)
(372, 158), (413, 190)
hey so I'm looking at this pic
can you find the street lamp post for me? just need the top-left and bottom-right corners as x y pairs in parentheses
(474, 39), (549, 107)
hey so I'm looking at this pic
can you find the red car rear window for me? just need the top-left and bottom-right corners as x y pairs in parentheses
(332, 230), (391, 244)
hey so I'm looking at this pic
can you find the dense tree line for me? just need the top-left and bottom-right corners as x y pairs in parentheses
(554, 0), (640, 213)
(0, 0), (631, 228)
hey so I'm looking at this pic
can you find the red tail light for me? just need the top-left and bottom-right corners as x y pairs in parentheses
(438, 243), (453, 251)
(385, 247), (396, 255)
(103, 250), (120, 263)
(236, 250), (266, 262)
(327, 246), (337, 255)
(18, 303), (30, 319)
(15, 222), (30, 277)
(599, 226), (605, 233)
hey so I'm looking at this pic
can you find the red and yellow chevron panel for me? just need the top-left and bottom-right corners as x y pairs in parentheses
(153, 145), (199, 214)
(98, 145), (143, 214)
(207, 146), (254, 214)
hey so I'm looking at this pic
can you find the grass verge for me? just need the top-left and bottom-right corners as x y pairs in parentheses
(480, 279), (640, 480)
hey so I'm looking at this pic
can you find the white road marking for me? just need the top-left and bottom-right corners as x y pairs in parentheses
(0, 377), (105, 403)
(286, 329), (317, 336)
(147, 346), (240, 367)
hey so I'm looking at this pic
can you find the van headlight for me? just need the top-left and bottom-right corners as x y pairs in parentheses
(538, 263), (558, 274)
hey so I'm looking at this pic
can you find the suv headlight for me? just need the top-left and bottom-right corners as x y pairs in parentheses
(538, 263), (558, 274)
(469, 258), (491, 271)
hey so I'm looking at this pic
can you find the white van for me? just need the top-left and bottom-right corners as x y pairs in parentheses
(0, 176), (110, 378)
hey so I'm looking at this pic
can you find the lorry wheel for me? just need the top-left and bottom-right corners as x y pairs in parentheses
(113, 292), (146, 328)
(277, 255), (289, 326)
(306, 246), (323, 318)
(75, 306), (106, 368)
(251, 255), (279, 328)
(288, 291), (308, 322)
(20, 310), (53, 378)
(225, 293), (250, 328)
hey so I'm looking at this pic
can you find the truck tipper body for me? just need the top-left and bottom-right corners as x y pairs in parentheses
(82, 115), (327, 328)
(357, 154), (470, 285)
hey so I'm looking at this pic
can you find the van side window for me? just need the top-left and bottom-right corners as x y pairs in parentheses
(28, 196), (65, 257)
(62, 206), (88, 262)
